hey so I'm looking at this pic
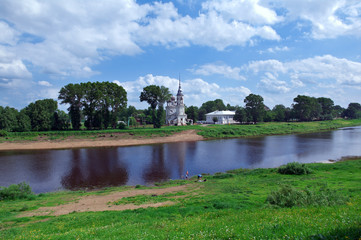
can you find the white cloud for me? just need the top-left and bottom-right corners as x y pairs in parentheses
(245, 55), (361, 97)
(114, 74), (251, 108)
(0, 21), (19, 45)
(202, 0), (282, 25)
(259, 46), (289, 54)
(38, 81), (52, 87)
(0, 59), (32, 80)
(189, 63), (245, 80)
(258, 73), (290, 93)
(0, 0), (283, 81)
(277, 0), (361, 39)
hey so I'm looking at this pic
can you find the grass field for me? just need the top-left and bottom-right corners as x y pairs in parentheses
(1, 159), (360, 239)
(1, 119), (361, 143)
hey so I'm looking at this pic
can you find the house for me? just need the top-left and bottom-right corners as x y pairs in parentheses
(205, 110), (237, 124)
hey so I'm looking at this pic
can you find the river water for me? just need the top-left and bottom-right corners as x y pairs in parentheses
(1, 126), (361, 193)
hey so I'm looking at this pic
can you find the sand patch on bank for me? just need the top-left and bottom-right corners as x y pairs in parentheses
(19, 185), (191, 217)
(0, 130), (204, 151)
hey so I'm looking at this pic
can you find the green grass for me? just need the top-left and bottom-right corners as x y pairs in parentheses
(1, 159), (360, 239)
(1, 119), (361, 143)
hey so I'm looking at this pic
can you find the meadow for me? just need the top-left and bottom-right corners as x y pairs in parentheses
(0, 159), (360, 239)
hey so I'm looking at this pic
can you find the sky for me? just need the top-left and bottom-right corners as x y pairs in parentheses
(1, 0), (361, 111)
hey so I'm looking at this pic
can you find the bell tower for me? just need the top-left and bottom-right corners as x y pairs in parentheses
(176, 77), (184, 105)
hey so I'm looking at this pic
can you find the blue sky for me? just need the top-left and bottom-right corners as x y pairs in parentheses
(1, 0), (361, 111)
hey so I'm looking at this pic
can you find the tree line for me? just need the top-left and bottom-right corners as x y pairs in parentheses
(1, 81), (361, 132)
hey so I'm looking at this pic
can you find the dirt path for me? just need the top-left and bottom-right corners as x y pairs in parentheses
(20, 185), (191, 217)
(0, 130), (204, 151)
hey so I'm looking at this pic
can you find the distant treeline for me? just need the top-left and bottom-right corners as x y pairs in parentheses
(1, 81), (361, 132)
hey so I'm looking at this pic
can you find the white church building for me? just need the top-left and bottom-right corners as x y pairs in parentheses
(165, 80), (187, 126)
(205, 110), (237, 124)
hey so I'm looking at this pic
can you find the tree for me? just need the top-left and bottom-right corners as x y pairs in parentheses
(0, 106), (18, 131)
(332, 105), (344, 118)
(342, 103), (361, 119)
(52, 110), (71, 130)
(244, 94), (265, 123)
(234, 107), (248, 123)
(292, 95), (321, 121)
(58, 83), (84, 130)
(200, 99), (226, 113)
(212, 116), (218, 124)
(23, 99), (58, 131)
(140, 85), (162, 128)
(186, 106), (199, 122)
(317, 97), (334, 120)
(198, 108), (207, 121)
(272, 104), (287, 122)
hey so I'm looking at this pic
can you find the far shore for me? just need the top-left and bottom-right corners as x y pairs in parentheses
(0, 130), (204, 151)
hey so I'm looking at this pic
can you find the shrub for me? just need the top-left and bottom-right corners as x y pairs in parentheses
(277, 162), (312, 175)
(0, 182), (34, 200)
(118, 122), (127, 129)
(266, 185), (348, 208)
(0, 130), (8, 137)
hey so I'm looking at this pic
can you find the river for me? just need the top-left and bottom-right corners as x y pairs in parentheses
(1, 126), (361, 193)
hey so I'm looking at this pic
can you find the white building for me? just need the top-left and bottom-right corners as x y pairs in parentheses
(205, 110), (237, 124)
(165, 80), (187, 126)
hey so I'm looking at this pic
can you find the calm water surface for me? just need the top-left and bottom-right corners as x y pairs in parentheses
(1, 126), (361, 193)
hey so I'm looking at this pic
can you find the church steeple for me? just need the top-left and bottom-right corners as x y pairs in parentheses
(177, 75), (183, 97)
(177, 75), (184, 105)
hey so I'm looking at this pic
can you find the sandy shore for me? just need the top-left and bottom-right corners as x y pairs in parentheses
(0, 130), (204, 151)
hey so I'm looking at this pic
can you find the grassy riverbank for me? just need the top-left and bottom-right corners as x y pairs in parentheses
(1, 119), (361, 143)
(1, 160), (360, 239)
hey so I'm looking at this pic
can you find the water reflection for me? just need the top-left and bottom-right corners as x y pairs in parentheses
(61, 148), (128, 190)
(1, 126), (361, 193)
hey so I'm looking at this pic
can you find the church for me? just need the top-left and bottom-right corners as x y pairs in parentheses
(165, 80), (187, 126)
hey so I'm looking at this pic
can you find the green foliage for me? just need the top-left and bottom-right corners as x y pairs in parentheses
(0, 130), (8, 137)
(244, 93), (265, 123)
(23, 99), (58, 131)
(0, 182), (34, 201)
(293, 95), (322, 121)
(266, 185), (348, 208)
(277, 162), (312, 175)
(343, 102), (361, 119)
(59, 82), (127, 130)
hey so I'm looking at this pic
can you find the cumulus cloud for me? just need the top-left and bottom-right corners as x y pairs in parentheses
(258, 73), (290, 93)
(0, 0), (283, 82)
(189, 63), (245, 80)
(202, 0), (281, 25)
(114, 74), (250, 108)
(246, 55), (361, 94)
(276, 0), (361, 39)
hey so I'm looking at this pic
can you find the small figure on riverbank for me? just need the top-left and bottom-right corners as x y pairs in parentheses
(197, 174), (202, 182)
(186, 171), (189, 179)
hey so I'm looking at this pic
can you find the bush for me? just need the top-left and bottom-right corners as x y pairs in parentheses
(118, 122), (127, 129)
(277, 162), (312, 175)
(0, 182), (34, 200)
(266, 185), (348, 208)
(0, 130), (8, 137)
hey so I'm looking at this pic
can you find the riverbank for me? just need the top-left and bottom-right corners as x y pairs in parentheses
(1, 119), (361, 151)
(1, 159), (360, 239)
(0, 129), (203, 151)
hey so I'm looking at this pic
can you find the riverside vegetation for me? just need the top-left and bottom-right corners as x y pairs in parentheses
(1, 119), (361, 143)
(0, 159), (360, 239)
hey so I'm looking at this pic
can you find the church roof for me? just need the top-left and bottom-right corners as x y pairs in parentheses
(177, 78), (183, 96)
(206, 110), (236, 116)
